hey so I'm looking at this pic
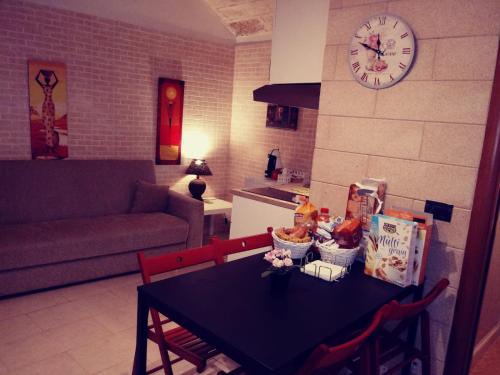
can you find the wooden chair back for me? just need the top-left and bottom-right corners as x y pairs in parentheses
(296, 304), (391, 375)
(137, 244), (219, 284)
(211, 227), (274, 263)
(372, 279), (450, 375)
(384, 279), (449, 321)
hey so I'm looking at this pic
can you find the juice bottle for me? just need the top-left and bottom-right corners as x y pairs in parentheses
(318, 207), (330, 223)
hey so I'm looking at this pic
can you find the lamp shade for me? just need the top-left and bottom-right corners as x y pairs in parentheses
(185, 159), (212, 177)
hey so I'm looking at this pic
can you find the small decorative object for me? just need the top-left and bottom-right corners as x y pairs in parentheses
(266, 104), (299, 130)
(262, 248), (295, 295)
(185, 159), (212, 200)
(156, 78), (184, 165)
(349, 14), (415, 89)
(28, 61), (69, 160)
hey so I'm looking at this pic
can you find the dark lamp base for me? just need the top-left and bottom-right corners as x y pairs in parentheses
(188, 177), (206, 200)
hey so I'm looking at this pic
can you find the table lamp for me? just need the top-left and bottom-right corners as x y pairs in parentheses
(185, 159), (212, 200)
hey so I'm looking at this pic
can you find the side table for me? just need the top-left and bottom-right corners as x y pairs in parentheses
(203, 198), (232, 236)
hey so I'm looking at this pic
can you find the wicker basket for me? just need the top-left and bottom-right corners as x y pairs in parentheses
(318, 244), (360, 267)
(271, 230), (313, 259)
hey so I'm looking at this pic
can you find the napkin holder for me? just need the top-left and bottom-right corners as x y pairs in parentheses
(300, 257), (347, 282)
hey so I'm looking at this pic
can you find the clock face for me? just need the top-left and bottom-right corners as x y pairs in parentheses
(349, 14), (415, 89)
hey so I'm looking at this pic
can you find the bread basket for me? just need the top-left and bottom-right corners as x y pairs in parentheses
(318, 243), (360, 268)
(271, 230), (313, 259)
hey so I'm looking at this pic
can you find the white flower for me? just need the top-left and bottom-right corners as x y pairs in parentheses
(264, 252), (275, 263)
(272, 259), (284, 268)
(283, 258), (293, 267)
(284, 250), (292, 258)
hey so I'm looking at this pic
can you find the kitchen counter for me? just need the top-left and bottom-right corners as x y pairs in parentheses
(229, 184), (310, 239)
(231, 189), (297, 210)
(231, 183), (309, 210)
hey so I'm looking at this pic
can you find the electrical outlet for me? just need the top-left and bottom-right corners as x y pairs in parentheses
(424, 200), (453, 222)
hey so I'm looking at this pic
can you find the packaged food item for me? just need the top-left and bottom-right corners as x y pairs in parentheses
(364, 214), (417, 287)
(332, 218), (362, 249)
(316, 208), (332, 234)
(345, 178), (387, 231)
(294, 196), (318, 229)
(384, 208), (433, 286)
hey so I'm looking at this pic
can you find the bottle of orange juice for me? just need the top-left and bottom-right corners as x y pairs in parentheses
(294, 196), (318, 231)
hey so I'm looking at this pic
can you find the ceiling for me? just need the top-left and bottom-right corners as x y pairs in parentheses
(27, 0), (275, 44)
(203, 0), (274, 42)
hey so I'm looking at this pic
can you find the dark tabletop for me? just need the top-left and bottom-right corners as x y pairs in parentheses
(139, 254), (414, 374)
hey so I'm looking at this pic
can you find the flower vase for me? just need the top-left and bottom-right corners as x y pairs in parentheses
(269, 271), (292, 296)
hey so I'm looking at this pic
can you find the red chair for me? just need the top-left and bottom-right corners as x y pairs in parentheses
(210, 227), (274, 263)
(295, 303), (391, 375)
(218, 304), (390, 375)
(137, 245), (221, 374)
(373, 279), (450, 375)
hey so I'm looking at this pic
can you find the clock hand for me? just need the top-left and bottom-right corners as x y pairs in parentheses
(376, 34), (381, 60)
(359, 42), (379, 54)
(359, 42), (385, 57)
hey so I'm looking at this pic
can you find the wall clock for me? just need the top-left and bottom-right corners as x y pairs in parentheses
(349, 14), (415, 89)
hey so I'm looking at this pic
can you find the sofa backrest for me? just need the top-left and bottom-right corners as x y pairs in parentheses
(0, 160), (156, 224)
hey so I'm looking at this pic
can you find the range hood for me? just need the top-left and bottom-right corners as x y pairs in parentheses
(253, 0), (329, 110)
(253, 83), (321, 110)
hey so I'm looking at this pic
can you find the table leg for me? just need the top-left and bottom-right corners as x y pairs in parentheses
(132, 291), (149, 375)
(209, 215), (215, 236)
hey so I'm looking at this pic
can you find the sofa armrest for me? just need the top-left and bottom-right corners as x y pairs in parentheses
(166, 190), (203, 248)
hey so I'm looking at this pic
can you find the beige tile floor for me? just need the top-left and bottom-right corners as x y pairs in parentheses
(0, 270), (239, 375)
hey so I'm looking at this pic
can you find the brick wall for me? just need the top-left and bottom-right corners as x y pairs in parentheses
(229, 41), (318, 191)
(312, 0), (499, 373)
(0, 0), (234, 198)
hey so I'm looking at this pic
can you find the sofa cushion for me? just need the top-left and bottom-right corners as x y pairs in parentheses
(0, 160), (156, 225)
(130, 180), (169, 213)
(0, 213), (188, 271)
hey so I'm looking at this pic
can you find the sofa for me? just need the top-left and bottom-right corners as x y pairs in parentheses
(0, 160), (203, 297)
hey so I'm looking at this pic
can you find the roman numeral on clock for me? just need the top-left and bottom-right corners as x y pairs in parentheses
(399, 62), (406, 70)
(393, 20), (399, 29)
(402, 47), (411, 54)
(374, 77), (380, 86)
(400, 32), (409, 39)
(350, 49), (358, 55)
(361, 73), (368, 82)
(352, 61), (360, 73)
(379, 16), (386, 25)
(364, 22), (371, 30)
(390, 74), (395, 81)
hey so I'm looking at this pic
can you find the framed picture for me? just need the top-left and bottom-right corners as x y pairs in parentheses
(28, 61), (69, 159)
(156, 78), (184, 165)
(265, 104), (299, 130)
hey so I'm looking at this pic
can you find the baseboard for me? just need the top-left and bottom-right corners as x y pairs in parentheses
(473, 322), (500, 362)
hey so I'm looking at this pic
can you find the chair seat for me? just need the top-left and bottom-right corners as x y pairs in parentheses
(164, 326), (219, 360)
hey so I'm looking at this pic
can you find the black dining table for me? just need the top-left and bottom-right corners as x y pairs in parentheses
(133, 254), (416, 375)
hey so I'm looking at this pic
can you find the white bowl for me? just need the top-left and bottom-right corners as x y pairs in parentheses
(272, 230), (313, 259)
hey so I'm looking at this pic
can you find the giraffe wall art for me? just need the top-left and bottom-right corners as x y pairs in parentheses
(28, 61), (68, 160)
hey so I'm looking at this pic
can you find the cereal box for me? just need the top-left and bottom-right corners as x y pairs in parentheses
(364, 214), (417, 287)
(384, 208), (433, 286)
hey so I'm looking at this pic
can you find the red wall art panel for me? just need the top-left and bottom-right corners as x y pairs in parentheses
(28, 61), (69, 160)
(156, 78), (184, 165)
